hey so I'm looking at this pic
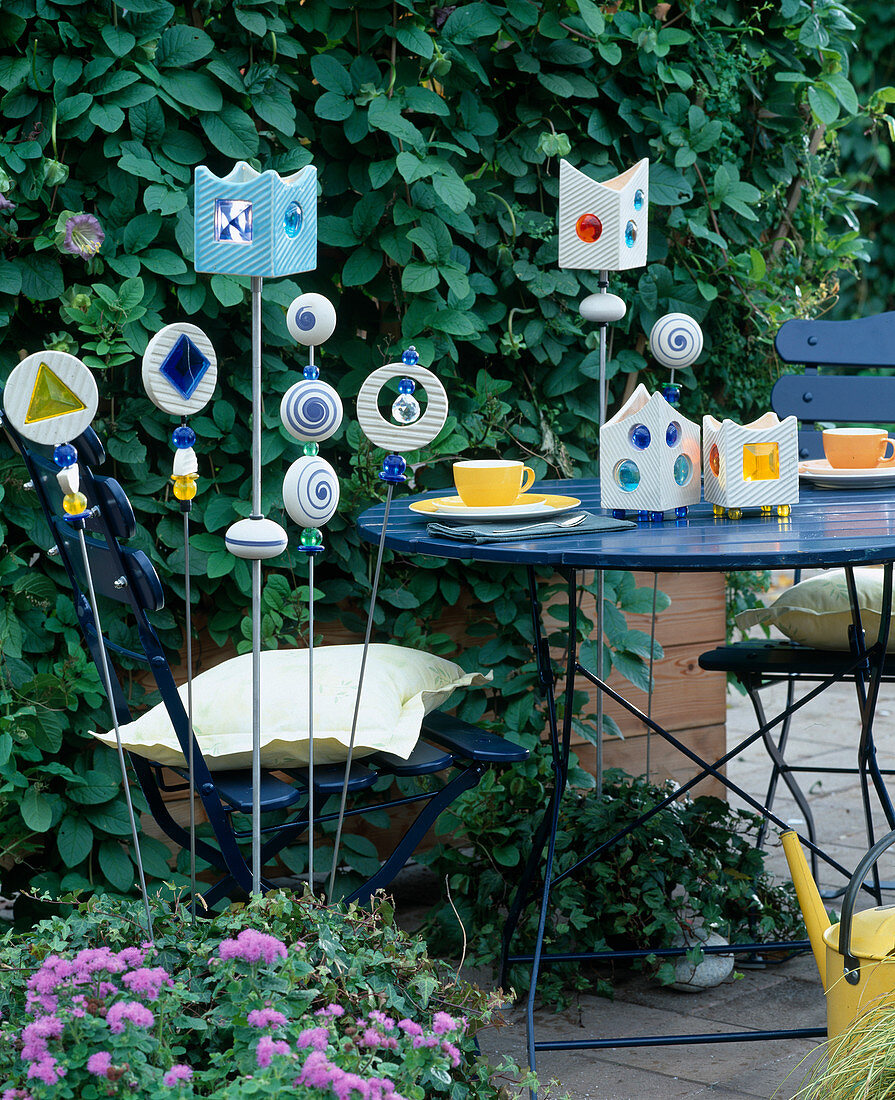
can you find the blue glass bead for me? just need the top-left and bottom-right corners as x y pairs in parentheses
(379, 454), (407, 483)
(172, 425), (196, 449)
(630, 423), (651, 450)
(666, 421), (680, 447)
(675, 506), (688, 519)
(611, 509), (626, 520)
(674, 454), (692, 486)
(661, 382), (681, 407)
(401, 346), (420, 365)
(634, 189), (644, 211)
(303, 363), (320, 380)
(637, 510), (650, 522)
(650, 511), (664, 523)
(615, 459), (640, 492)
(625, 220), (637, 248)
(53, 442), (77, 468)
(283, 201), (303, 238)
(398, 378), (416, 394)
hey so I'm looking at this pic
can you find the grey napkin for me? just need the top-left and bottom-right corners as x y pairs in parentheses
(425, 511), (636, 544)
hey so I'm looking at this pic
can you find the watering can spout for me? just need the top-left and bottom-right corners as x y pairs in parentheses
(781, 830), (830, 989)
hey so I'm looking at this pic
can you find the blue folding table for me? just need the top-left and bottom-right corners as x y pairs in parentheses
(357, 478), (895, 1087)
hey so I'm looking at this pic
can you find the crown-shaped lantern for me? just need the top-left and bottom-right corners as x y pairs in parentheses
(558, 158), (649, 272)
(702, 412), (799, 519)
(600, 383), (701, 520)
(193, 162), (317, 277)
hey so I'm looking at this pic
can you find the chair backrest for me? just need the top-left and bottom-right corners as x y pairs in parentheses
(771, 311), (895, 459)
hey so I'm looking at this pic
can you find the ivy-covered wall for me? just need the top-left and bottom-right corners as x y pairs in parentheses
(0, 0), (887, 900)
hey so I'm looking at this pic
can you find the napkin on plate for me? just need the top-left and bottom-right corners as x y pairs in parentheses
(425, 511), (636, 544)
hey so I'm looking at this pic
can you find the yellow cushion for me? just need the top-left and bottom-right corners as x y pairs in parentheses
(735, 568), (894, 651)
(91, 644), (490, 770)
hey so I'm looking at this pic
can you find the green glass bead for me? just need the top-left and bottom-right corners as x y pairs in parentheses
(300, 527), (323, 547)
(302, 441), (319, 456)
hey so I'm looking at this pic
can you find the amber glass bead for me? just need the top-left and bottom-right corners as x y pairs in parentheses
(172, 474), (198, 501)
(63, 491), (88, 515)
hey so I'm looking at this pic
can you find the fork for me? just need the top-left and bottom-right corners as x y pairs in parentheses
(498, 512), (587, 533)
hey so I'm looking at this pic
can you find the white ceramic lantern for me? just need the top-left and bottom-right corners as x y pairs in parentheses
(702, 412), (799, 518)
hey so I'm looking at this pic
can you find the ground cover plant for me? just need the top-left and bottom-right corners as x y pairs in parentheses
(0, 0), (888, 906)
(0, 890), (552, 1098)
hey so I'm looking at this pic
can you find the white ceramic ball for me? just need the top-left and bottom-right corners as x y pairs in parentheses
(286, 293), (337, 346)
(283, 455), (340, 528)
(225, 517), (288, 560)
(649, 313), (704, 371)
(279, 380), (343, 442)
(579, 293), (627, 324)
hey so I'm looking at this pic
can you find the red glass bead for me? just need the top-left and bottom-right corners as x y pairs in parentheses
(575, 213), (603, 243)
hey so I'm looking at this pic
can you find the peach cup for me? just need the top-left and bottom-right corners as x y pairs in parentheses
(822, 428), (895, 470)
(452, 459), (536, 507)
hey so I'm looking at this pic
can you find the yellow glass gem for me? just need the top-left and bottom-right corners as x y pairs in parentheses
(26, 363), (87, 424)
(742, 441), (779, 482)
(63, 491), (88, 515)
(172, 474), (198, 501)
(777, 504), (791, 518)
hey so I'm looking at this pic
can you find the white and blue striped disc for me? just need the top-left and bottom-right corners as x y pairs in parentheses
(283, 455), (340, 528)
(648, 313), (704, 371)
(279, 380), (343, 442)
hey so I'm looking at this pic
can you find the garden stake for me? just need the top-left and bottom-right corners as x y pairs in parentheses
(251, 274), (263, 895)
(76, 525), (154, 943)
(183, 510), (197, 919)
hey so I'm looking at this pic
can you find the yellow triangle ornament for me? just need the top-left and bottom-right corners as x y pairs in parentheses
(25, 363), (87, 423)
(1, 351), (98, 446)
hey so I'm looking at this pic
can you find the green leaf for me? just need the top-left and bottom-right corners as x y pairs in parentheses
(311, 54), (353, 96)
(342, 247), (383, 286)
(20, 788), (53, 832)
(200, 104), (259, 158)
(67, 772), (120, 805)
(807, 84), (839, 125)
(368, 97), (425, 150)
(433, 174), (474, 213)
(123, 213), (162, 253)
(210, 274), (244, 306)
(165, 71), (223, 112)
(88, 101), (125, 132)
(17, 255), (64, 301)
(156, 25), (214, 66)
(144, 185), (188, 215)
(649, 163), (693, 206)
(139, 248), (187, 275)
(315, 91), (353, 121)
(99, 840), (135, 892)
(101, 24), (136, 56)
(234, 6), (267, 36)
(57, 92), (92, 122)
(443, 2), (502, 44)
(57, 814), (94, 867)
(84, 800), (134, 835)
(0, 262), (22, 295)
(395, 24), (435, 59)
(402, 262), (440, 293)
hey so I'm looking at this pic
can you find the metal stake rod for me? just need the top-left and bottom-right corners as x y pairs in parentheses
(327, 480), (395, 901)
(251, 274), (263, 895)
(184, 512), (197, 918)
(595, 268), (609, 799)
(307, 552), (315, 892)
(77, 527), (154, 942)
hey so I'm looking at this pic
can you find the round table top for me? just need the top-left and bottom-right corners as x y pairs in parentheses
(356, 478), (895, 572)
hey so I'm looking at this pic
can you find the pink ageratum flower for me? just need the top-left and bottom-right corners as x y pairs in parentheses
(296, 1027), (329, 1052)
(247, 1008), (288, 1030)
(218, 929), (287, 966)
(397, 1019), (422, 1037)
(163, 1064), (193, 1086)
(117, 947), (147, 969)
(255, 1036), (291, 1069)
(62, 213), (104, 259)
(368, 1011), (395, 1030)
(441, 1041), (461, 1068)
(2, 1089), (33, 1100)
(315, 1003), (345, 1018)
(295, 1052), (409, 1100)
(432, 1011), (458, 1035)
(86, 1051), (113, 1077)
(26, 1057), (65, 1085)
(106, 1000), (155, 1034)
(122, 966), (173, 1001)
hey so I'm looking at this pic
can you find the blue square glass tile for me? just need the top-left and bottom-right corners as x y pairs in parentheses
(159, 334), (211, 399)
(214, 198), (253, 243)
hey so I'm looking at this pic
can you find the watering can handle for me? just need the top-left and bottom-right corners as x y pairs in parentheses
(839, 828), (895, 984)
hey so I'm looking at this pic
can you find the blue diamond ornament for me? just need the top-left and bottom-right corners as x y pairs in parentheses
(159, 335), (211, 399)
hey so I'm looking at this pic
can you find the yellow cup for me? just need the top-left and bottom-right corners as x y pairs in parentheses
(822, 428), (895, 470)
(452, 459), (536, 507)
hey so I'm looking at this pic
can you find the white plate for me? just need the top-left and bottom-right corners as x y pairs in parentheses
(409, 493), (582, 522)
(798, 459), (895, 489)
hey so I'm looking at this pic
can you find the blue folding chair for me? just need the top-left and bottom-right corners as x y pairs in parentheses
(3, 417), (527, 907)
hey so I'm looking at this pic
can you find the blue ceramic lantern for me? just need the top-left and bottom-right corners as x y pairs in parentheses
(193, 162), (317, 277)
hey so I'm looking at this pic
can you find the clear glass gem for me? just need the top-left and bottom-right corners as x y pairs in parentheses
(673, 454), (692, 486)
(63, 491), (88, 515)
(625, 220), (637, 248)
(666, 421), (680, 447)
(283, 201), (303, 238)
(160, 335), (211, 400)
(392, 393), (421, 424)
(615, 460), (640, 492)
(214, 198), (252, 243)
(630, 423), (651, 449)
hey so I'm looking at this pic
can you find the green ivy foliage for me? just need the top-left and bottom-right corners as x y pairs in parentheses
(0, 0), (884, 902)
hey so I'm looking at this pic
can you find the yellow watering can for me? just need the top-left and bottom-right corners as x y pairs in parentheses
(782, 828), (895, 1037)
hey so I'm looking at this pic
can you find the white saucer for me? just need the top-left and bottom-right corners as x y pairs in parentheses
(799, 459), (895, 489)
(409, 494), (582, 522)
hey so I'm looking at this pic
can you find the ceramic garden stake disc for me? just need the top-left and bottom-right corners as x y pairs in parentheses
(3, 351), (98, 445)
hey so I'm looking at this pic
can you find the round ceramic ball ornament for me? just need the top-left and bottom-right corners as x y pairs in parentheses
(279, 380), (343, 443)
(649, 313), (704, 371)
(286, 293), (337, 346)
(283, 455), (340, 528)
(225, 516), (288, 560)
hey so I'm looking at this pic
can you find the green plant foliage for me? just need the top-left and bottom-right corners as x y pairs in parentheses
(420, 769), (805, 1008)
(0, 890), (559, 1097)
(0, 0), (882, 903)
